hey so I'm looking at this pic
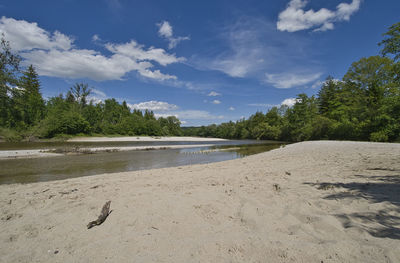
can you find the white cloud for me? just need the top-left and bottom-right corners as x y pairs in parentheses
(105, 40), (184, 66)
(137, 69), (177, 81)
(130, 101), (179, 111)
(204, 22), (265, 78)
(92, 34), (100, 42)
(0, 16), (72, 51)
(229, 106), (235, 111)
(90, 89), (106, 98)
(277, 0), (361, 32)
(157, 21), (190, 49)
(337, 0), (362, 21)
(211, 100), (221, 104)
(208, 91), (221, 97)
(0, 17), (184, 81)
(264, 72), (321, 89)
(155, 110), (223, 120)
(248, 98), (300, 108)
(158, 21), (173, 38)
(88, 88), (107, 104)
(194, 18), (315, 80)
(248, 103), (278, 108)
(281, 98), (299, 107)
(311, 80), (324, 89)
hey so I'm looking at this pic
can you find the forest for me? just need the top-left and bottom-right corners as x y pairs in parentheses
(184, 22), (400, 142)
(0, 39), (182, 141)
(0, 22), (399, 142)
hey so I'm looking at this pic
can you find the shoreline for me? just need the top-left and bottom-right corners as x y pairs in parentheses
(0, 144), (215, 160)
(1, 141), (399, 262)
(67, 136), (228, 142)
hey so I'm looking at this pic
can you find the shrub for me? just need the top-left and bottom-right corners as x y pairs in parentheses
(370, 130), (389, 142)
(41, 111), (90, 137)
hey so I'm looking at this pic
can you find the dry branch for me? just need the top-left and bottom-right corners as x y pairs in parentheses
(87, 201), (112, 229)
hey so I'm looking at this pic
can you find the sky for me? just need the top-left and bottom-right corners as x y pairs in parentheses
(0, 0), (399, 126)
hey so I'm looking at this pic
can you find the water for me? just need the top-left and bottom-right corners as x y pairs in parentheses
(0, 140), (284, 184)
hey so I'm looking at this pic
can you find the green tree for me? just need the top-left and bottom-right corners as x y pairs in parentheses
(379, 22), (400, 61)
(284, 94), (319, 141)
(19, 65), (45, 125)
(343, 56), (397, 140)
(0, 36), (21, 127)
(68, 83), (91, 110)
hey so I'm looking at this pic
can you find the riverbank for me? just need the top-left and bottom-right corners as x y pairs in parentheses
(0, 136), (230, 159)
(68, 136), (228, 142)
(1, 141), (399, 262)
(0, 144), (215, 159)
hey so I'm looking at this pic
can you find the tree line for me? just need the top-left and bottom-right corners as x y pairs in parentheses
(183, 22), (400, 142)
(0, 37), (182, 141)
(1, 22), (399, 142)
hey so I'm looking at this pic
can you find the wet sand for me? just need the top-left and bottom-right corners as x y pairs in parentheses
(0, 141), (399, 262)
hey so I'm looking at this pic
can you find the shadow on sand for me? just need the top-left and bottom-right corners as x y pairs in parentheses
(305, 169), (400, 240)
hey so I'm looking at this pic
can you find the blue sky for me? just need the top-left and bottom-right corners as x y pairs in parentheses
(0, 0), (399, 126)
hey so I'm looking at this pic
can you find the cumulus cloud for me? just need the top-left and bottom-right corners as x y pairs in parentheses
(157, 21), (190, 49)
(158, 21), (173, 38)
(208, 91), (221, 97)
(0, 17), (184, 81)
(277, 0), (361, 32)
(105, 40), (184, 66)
(281, 98), (299, 107)
(130, 101), (179, 111)
(248, 103), (278, 108)
(211, 100), (221, 104)
(0, 16), (72, 51)
(248, 98), (300, 109)
(264, 72), (321, 89)
(229, 106), (235, 111)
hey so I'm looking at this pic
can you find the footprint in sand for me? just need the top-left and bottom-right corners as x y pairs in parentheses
(193, 204), (220, 225)
(23, 224), (39, 238)
(6, 234), (19, 242)
(1, 213), (22, 221)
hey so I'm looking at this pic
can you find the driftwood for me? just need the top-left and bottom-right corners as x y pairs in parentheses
(87, 201), (112, 229)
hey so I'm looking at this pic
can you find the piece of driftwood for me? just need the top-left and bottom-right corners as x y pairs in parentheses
(87, 201), (112, 229)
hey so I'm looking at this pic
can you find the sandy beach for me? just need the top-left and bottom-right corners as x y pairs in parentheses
(0, 136), (228, 159)
(0, 144), (215, 159)
(1, 141), (399, 262)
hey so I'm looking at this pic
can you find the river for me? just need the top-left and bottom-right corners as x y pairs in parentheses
(0, 140), (284, 184)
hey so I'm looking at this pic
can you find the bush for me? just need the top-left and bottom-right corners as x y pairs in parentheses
(41, 111), (90, 137)
(0, 127), (23, 142)
(311, 116), (335, 140)
(370, 130), (389, 142)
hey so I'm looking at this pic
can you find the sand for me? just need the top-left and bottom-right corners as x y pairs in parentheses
(0, 144), (215, 159)
(0, 149), (63, 159)
(0, 141), (399, 262)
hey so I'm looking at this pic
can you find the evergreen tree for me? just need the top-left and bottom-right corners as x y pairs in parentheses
(0, 36), (20, 127)
(379, 22), (400, 61)
(19, 65), (45, 125)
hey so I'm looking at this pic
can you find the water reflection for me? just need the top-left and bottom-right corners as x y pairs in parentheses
(0, 142), (284, 184)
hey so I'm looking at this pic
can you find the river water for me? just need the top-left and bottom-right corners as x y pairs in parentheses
(0, 140), (284, 184)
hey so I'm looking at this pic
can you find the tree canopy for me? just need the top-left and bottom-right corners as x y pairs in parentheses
(1, 22), (400, 143)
